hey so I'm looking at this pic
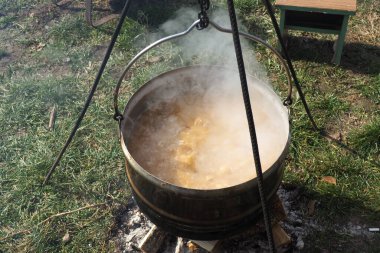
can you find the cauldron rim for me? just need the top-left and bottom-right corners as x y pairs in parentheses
(120, 65), (290, 195)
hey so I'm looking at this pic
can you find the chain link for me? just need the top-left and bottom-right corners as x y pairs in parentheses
(196, 0), (210, 30)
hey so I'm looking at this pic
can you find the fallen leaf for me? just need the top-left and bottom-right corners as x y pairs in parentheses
(147, 56), (161, 63)
(307, 199), (317, 215)
(62, 231), (70, 243)
(34, 42), (46, 52)
(331, 132), (343, 141)
(321, 176), (337, 185)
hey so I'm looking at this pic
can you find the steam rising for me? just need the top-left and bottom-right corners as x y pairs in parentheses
(125, 7), (289, 189)
(159, 7), (268, 82)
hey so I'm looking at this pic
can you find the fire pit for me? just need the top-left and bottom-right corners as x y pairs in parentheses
(119, 65), (290, 240)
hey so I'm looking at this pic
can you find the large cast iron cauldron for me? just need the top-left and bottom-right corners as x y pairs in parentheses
(120, 65), (290, 240)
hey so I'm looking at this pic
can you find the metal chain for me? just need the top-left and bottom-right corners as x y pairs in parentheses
(196, 0), (210, 30)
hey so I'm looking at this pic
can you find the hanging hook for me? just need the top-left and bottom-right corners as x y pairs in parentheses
(196, 0), (210, 30)
(283, 96), (293, 106)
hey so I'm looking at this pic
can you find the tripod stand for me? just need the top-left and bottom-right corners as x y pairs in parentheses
(44, 1), (319, 252)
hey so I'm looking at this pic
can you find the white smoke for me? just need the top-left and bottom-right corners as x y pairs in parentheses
(158, 7), (269, 83)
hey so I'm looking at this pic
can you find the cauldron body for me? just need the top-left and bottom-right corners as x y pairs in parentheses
(120, 66), (290, 240)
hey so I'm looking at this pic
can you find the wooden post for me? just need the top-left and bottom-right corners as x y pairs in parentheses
(272, 223), (292, 247)
(48, 106), (57, 130)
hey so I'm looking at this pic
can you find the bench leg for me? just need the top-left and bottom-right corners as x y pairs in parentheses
(332, 15), (349, 65)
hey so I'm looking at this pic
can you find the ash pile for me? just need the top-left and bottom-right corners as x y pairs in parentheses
(111, 198), (210, 253)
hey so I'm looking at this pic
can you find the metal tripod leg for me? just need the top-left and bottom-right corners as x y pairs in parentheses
(261, 0), (319, 131)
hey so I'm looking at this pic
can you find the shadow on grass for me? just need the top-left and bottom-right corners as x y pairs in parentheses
(320, 130), (380, 168)
(284, 182), (379, 219)
(285, 36), (380, 75)
(281, 183), (380, 252)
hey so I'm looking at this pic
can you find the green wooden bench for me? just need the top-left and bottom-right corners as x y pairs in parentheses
(275, 0), (357, 65)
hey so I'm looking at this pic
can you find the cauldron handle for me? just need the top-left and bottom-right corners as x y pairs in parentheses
(113, 19), (293, 122)
(113, 20), (201, 121)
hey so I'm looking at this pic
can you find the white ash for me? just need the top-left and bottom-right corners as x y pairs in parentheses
(277, 185), (321, 250)
(277, 185), (376, 251)
(113, 198), (154, 253)
(112, 191), (291, 252)
(111, 199), (205, 253)
(112, 186), (376, 252)
(338, 223), (374, 237)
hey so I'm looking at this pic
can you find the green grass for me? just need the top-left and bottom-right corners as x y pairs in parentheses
(0, 15), (17, 29)
(48, 16), (94, 47)
(0, 0), (379, 252)
(349, 117), (380, 158)
(0, 48), (9, 59)
(0, 0), (44, 12)
(357, 74), (380, 104)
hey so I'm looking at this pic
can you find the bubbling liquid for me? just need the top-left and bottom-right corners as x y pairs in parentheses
(128, 80), (288, 189)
